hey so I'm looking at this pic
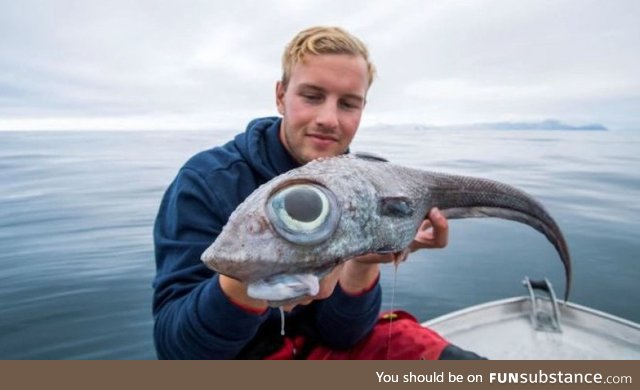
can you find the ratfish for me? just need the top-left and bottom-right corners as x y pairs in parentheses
(201, 153), (571, 306)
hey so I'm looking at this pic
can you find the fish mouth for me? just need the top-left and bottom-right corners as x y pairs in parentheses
(246, 269), (333, 307)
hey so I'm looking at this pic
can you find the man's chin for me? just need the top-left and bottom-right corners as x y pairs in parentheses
(302, 148), (346, 163)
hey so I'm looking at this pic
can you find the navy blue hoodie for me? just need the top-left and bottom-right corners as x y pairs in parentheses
(153, 117), (381, 359)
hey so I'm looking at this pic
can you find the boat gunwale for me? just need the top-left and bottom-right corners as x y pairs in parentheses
(422, 296), (640, 331)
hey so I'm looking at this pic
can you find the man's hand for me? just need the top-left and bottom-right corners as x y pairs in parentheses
(340, 208), (449, 294)
(409, 207), (449, 251)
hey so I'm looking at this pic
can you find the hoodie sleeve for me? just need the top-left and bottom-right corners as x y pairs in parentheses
(311, 279), (382, 349)
(152, 167), (268, 359)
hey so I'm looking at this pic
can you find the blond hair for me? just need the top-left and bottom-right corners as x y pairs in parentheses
(281, 26), (376, 88)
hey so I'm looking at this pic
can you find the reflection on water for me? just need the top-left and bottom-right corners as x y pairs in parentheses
(0, 128), (638, 359)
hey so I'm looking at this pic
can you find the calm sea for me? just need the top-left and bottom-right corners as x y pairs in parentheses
(0, 127), (638, 359)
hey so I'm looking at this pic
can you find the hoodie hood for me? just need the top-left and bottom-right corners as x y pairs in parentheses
(234, 117), (300, 181)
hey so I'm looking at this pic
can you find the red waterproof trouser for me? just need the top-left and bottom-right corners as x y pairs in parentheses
(265, 311), (449, 360)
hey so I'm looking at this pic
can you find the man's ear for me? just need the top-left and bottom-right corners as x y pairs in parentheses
(275, 81), (286, 115)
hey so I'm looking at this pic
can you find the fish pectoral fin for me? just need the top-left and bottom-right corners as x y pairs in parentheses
(379, 196), (414, 217)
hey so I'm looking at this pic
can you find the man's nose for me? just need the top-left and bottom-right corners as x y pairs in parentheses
(315, 101), (339, 130)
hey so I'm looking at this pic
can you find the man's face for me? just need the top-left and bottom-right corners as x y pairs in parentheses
(276, 54), (369, 164)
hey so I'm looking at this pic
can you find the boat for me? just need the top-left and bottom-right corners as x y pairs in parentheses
(422, 277), (640, 359)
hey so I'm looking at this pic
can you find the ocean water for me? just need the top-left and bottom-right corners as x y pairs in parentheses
(0, 127), (638, 359)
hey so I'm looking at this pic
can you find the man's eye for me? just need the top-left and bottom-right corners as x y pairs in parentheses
(340, 101), (359, 110)
(303, 94), (321, 102)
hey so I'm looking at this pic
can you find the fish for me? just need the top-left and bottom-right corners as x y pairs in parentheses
(201, 153), (571, 306)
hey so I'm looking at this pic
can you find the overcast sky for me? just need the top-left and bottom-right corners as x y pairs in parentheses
(0, 0), (638, 130)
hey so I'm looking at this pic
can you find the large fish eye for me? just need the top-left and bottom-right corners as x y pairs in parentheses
(267, 183), (340, 245)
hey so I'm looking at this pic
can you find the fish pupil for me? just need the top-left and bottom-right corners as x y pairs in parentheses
(284, 188), (322, 222)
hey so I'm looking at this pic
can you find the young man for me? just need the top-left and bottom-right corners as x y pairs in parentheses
(153, 26), (483, 359)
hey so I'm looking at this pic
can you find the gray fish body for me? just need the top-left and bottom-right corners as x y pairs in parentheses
(201, 154), (571, 302)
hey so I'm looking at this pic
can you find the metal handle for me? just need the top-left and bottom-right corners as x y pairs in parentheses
(523, 277), (562, 332)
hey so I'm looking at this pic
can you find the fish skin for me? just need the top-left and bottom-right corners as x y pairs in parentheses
(201, 154), (572, 301)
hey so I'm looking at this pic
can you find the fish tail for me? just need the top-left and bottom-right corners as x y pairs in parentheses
(424, 172), (572, 301)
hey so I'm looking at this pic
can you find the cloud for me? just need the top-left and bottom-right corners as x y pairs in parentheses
(0, 0), (638, 130)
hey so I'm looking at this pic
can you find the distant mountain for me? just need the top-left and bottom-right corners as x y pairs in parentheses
(461, 119), (608, 131)
(369, 119), (608, 131)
